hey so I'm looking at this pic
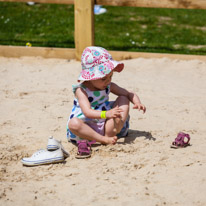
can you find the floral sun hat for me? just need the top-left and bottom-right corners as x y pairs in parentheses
(78, 46), (124, 82)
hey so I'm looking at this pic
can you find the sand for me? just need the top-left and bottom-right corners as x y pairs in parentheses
(0, 56), (206, 206)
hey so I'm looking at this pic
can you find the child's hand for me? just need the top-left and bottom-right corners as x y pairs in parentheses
(133, 103), (146, 113)
(106, 106), (123, 119)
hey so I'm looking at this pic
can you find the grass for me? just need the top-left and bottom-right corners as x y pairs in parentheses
(0, 2), (206, 55)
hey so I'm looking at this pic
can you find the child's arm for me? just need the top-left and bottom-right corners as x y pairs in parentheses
(110, 82), (146, 113)
(76, 88), (122, 119)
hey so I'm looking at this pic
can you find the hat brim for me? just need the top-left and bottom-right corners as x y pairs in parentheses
(78, 60), (124, 82)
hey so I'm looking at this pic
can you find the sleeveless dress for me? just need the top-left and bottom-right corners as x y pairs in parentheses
(67, 83), (129, 142)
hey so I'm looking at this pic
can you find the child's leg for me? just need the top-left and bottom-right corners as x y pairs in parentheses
(68, 117), (117, 144)
(105, 96), (129, 136)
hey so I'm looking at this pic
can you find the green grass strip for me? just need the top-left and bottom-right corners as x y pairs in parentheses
(0, 2), (206, 55)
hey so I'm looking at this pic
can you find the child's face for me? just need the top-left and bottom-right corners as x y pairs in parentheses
(91, 71), (113, 90)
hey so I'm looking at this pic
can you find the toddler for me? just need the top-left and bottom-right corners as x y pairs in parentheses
(67, 46), (146, 147)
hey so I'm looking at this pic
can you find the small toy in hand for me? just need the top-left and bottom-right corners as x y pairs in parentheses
(171, 132), (191, 149)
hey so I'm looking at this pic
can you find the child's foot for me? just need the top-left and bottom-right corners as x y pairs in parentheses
(102, 136), (117, 145)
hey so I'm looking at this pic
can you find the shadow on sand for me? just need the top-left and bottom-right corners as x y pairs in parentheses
(118, 129), (156, 144)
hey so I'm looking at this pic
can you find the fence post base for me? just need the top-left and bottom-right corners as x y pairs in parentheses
(75, 0), (94, 61)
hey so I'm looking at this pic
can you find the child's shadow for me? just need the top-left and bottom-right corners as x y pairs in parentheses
(118, 129), (156, 144)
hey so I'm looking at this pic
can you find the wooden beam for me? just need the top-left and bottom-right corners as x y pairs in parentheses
(96, 0), (206, 9)
(0, 0), (74, 4)
(1, 0), (205, 9)
(75, 0), (94, 61)
(109, 50), (206, 61)
(0, 45), (75, 59)
(0, 45), (205, 61)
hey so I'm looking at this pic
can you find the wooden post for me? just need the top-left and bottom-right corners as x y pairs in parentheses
(75, 0), (94, 60)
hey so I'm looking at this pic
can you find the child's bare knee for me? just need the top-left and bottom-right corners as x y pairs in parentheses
(68, 118), (81, 132)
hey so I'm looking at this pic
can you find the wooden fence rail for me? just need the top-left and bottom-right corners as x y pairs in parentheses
(1, 0), (206, 9)
(0, 0), (206, 61)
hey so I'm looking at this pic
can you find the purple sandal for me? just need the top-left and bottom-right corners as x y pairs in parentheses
(171, 132), (191, 149)
(75, 140), (95, 159)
